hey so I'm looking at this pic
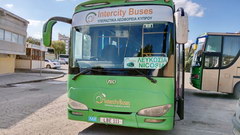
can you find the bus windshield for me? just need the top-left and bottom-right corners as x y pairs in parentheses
(72, 22), (173, 76)
(192, 37), (206, 67)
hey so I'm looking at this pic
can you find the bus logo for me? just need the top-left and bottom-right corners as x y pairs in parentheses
(96, 93), (106, 104)
(95, 92), (131, 108)
(106, 80), (117, 85)
(86, 12), (97, 23)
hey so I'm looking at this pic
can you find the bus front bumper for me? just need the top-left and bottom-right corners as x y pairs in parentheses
(68, 107), (174, 130)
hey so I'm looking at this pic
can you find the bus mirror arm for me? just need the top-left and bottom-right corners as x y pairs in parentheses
(42, 17), (72, 47)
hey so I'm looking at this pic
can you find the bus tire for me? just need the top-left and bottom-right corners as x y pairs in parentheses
(233, 83), (240, 99)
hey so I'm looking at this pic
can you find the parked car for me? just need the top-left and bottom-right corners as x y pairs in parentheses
(59, 58), (66, 65)
(44, 59), (61, 69)
(233, 99), (240, 135)
(59, 54), (69, 64)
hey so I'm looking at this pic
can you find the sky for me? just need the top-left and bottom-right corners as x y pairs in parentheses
(0, 0), (240, 46)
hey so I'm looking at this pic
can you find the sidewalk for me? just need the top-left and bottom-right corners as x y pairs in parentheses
(0, 72), (65, 86)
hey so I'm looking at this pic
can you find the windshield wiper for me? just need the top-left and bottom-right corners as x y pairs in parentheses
(109, 69), (157, 83)
(134, 69), (157, 84)
(72, 68), (157, 83)
(72, 67), (103, 81)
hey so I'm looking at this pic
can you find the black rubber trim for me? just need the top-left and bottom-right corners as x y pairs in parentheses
(234, 76), (240, 79)
(92, 109), (132, 115)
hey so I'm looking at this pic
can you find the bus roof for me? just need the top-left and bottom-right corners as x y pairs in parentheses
(200, 32), (240, 37)
(75, 0), (174, 13)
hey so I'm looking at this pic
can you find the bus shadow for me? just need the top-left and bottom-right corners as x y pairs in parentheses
(186, 88), (237, 100)
(79, 124), (172, 135)
(78, 123), (217, 135)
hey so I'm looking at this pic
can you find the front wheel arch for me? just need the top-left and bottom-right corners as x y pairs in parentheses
(233, 82), (240, 99)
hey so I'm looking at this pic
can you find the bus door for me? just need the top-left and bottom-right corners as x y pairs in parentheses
(201, 36), (222, 91)
(202, 52), (221, 91)
(176, 43), (184, 120)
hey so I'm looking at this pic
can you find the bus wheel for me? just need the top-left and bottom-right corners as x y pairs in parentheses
(233, 83), (240, 99)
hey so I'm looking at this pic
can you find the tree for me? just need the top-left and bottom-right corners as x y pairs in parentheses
(27, 37), (41, 45)
(185, 47), (195, 72)
(51, 40), (66, 59)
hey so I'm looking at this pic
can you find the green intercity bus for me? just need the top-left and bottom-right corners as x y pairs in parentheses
(190, 32), (240, 98)
(43, 0), (188, 130)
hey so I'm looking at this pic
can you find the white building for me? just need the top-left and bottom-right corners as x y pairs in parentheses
(58, 33), (69, 54)
(0, 8), (28, 74)
(16, 43), (46, 69)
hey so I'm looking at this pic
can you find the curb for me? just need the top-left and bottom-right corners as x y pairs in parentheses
(0, 73), (65, 86)
(15, 69), (64, 75)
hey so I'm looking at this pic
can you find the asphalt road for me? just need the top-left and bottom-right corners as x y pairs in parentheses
(0, 69), (237, 135)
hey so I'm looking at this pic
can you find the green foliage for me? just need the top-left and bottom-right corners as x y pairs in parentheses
(51, 40), (66, 59)
(185, 47), (194, 72)
(27, 37), (41, 45)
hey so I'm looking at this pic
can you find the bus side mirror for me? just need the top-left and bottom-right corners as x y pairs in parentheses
(189, 43), (197, 52)
(42, 17), (72, 47)
(43, 20), (57, 47)
(174, 8), (189, 44)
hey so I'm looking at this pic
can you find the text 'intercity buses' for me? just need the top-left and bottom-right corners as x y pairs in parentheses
(98, 8), (153, 18)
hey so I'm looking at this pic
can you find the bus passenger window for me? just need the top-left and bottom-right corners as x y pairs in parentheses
(222, 36), (240, 67)
(83, 34), (91, 59)
(204, 55), (219, 68)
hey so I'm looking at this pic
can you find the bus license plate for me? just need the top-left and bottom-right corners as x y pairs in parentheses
(100, 117), (123, 125)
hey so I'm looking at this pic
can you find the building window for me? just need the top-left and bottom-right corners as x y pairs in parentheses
(0, 29), (4, 40)
(12, 33), (18, 43)
(16, 48), (31, 60)
(31, 49), (43, 60)
(4, 31), (11, 42)
(222, 36), (240, 67)
(0, 29), (25, 45)
(18, 35), (24, 45)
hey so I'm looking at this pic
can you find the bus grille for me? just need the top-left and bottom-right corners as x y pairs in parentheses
(93, 109), (132, 115)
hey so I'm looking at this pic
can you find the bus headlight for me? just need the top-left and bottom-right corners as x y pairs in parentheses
(137, 104), (172, 117)
(68, 98), (88, 110)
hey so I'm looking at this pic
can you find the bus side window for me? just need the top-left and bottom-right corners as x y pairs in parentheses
(204, 55), (219, 68)
(83, 34), (91, 59)
(222, 36), (240, 67)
